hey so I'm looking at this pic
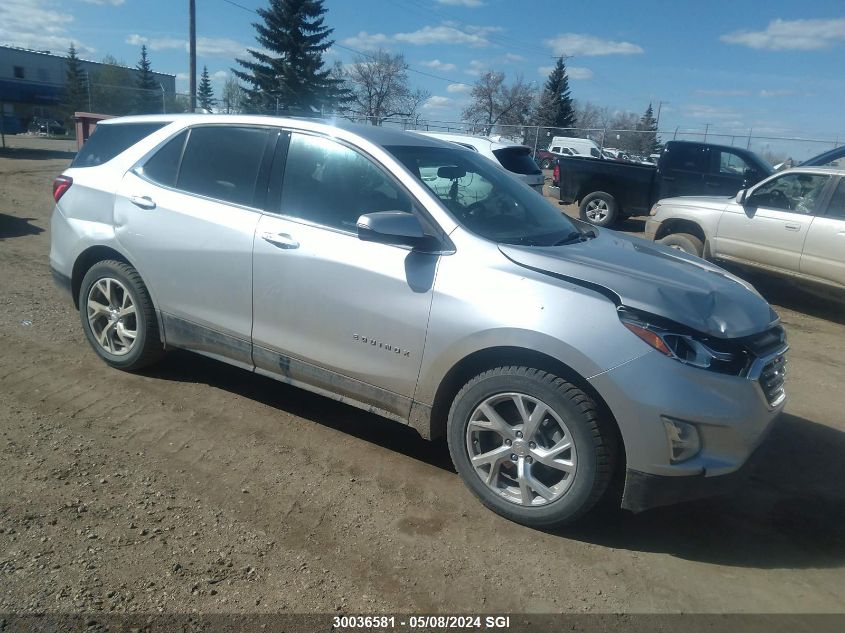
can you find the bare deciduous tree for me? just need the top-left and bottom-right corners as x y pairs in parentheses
(345, 50), (429, 125)
(461, 71), (536, 136)
(221, 77), (244, 114)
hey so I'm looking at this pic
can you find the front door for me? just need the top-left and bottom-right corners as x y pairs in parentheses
(713, 172), (831, 273)
(251, 132), (438, 420)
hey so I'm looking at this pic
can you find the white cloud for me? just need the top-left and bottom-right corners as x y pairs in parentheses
(82, 0), (125, 5)
(758, 89), (796, 98)
(212, 70), (229, 81)
(420, 59), (457, 72)
(342, 31), (392, 51)
(504, 53), (524, 62)
(126, 34), (247, 58)
(395, 24), (495, 47)
(422, 95), (455, 111)
(436, 0), (484, 6)
(447, 83), (473, 94)
(464, 59), (487, 76)
(537, 65), (593, 79)
(721, 18), (845, 51)
(695, 89), (752, 96)
(683, 104), (742, 120)
(0, 0), (95, 56)
(176, 72), (189, 81)
(544, 33), (644, 56)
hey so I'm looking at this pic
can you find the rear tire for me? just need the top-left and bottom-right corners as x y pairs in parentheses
(658, 232), (704, 257)
(447, 366), (618, 529)
(79, 260), (164, 371)
(540, 158), (553, 169)
(579, 191), (619, 227)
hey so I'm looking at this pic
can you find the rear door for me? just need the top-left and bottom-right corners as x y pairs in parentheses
(656, 143), (708, 199)
(114, 125), (276, 366)
(713, 172), (832, 273)
(800, 177), (845, 288)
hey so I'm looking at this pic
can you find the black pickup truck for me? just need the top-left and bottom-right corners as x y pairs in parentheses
(557, 140), (773, 226)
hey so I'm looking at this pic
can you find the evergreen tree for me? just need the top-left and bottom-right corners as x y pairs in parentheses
(91, 55), (134, 115)
(536, 57), (576, 137)
(233, 0), (348, 114)
(134, 45), (162, 114)
(197, 66), (216, 111)
(62, 44), (88, 119)
(636, 102), (660, 154)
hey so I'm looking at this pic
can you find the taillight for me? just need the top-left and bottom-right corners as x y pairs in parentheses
(53, 175), (73, 203)
(553, 163), (560, 183)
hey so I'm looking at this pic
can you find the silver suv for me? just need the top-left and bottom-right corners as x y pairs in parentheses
(50, 115), (788, 528)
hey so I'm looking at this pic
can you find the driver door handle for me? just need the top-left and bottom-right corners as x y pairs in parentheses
(129, 195), (156, 210)
(784, 223), (801, 231)
(261, 231), (299, 249)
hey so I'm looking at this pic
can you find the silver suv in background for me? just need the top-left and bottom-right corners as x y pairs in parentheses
(647, 167), (845, 293)
(412, 131), (545, 194)
(51, 115), (788, 528)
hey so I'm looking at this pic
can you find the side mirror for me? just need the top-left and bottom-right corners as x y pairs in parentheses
(735, 189), (747, 205)
(357, 211), (439, 250)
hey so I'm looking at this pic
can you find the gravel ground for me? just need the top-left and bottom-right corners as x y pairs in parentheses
(1, 150), (844, 621)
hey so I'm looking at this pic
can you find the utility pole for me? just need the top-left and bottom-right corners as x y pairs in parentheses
(656, 100), (668, 129)
(189, 0), (197, 112)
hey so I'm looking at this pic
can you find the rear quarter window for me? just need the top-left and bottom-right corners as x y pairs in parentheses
(72, 122), (167, 168)
(492, 147), (541, 175)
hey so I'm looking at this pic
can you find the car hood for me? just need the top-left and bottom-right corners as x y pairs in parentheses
(656, 195), (733, 210)
(499, 230), (778, 339)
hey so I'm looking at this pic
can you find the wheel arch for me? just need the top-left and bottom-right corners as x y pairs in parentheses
(424, 346), (625, 469)
(654, 218), (707, 245)
(577, 182), (619, 205)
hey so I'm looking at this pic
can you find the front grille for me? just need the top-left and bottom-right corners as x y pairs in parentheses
(759, 353), (787, 406)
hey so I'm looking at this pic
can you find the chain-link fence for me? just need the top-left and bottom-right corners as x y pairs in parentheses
(339, 115), (842, 166)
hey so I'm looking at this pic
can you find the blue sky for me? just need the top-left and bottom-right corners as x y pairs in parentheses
(3, 0), (844, 151)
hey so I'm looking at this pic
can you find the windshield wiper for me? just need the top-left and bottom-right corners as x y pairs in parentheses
(551, 231), (587, 246)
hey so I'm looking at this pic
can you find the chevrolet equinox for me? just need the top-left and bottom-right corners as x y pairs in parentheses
(50, 115), (788, 527)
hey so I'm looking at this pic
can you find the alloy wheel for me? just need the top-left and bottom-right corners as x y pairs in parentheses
(465, 392), (578, 506)
(86, 277), (138, 356)
(585, 199), (609, 222)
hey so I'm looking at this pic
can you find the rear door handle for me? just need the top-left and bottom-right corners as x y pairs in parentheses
(785, 223), (801, 231)
(261, 231), (299, 249)
(129, 195), (156, 210)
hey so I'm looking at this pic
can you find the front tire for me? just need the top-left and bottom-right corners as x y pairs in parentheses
(447, 366), (617, 528)
(579, 191), (619, 227)
(79, 260), (164, 371)
(658, 232), (704, 257)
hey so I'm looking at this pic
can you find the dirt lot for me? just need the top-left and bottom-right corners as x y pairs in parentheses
(1, 145), (845, 619)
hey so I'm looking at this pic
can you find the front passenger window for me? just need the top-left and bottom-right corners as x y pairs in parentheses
(280, 133), (412, 232)
(748, 173), (829, 214)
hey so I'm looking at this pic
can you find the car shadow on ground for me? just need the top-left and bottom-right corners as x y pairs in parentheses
(561, 412), (845, 569)
(0, 213), (44, 239)
(748, 274), (845, 327)
(149, 351), (844, 570)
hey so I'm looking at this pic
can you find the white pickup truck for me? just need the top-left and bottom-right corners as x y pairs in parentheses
(645, 166), (845, 292)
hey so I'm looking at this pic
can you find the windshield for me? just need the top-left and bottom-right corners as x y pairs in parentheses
(387, 144), (579, 246)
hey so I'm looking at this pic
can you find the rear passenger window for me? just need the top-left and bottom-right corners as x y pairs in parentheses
(176, 126), (270, 206)
(827, 180), (845, 219)
(663, 144), (708, 172)
(279, 133), (412, 232)
(140, 131), (187, 187)
(72, 122), (166, 168)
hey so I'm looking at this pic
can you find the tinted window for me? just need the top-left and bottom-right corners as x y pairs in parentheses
(388, 145), (578, 245)
(140, 131), (187, 187)
(493, 147), (541, 175)
(749, 173), (830, 214)
(827, 179), (845, 219)
(663, 144), (708, 172)
(280, 133), (412, 232)
(72, 122), (166, 168)
(177, 126), (270, 206)
(718, 151), (749, 176)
